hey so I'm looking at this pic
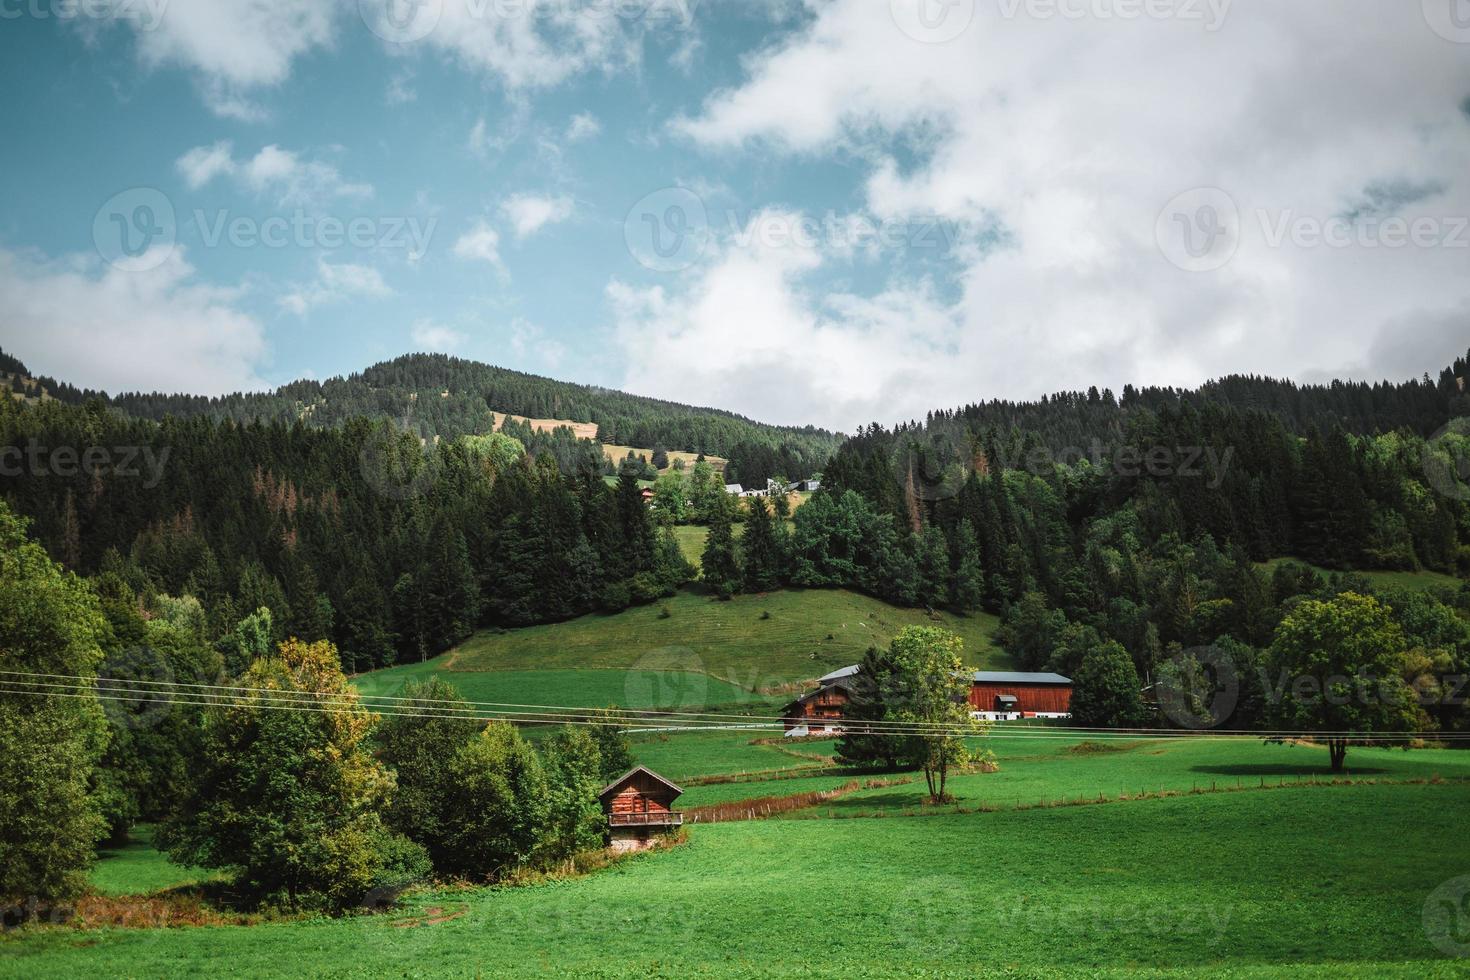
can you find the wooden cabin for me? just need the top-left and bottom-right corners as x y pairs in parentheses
(599, 766), (684, 852)
(781, 677), (854, 736)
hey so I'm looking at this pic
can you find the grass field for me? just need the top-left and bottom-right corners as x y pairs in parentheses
(87, 826), (218, 898)
(353, 589), (1005, 710)
(18, 772), (1470, 976)
(1259, 557), (1463, 592)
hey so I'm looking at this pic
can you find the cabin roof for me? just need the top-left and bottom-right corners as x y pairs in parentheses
(818, 664), (861, 684)
(598, 765), (685, 801)
(782, 677), (856, 714)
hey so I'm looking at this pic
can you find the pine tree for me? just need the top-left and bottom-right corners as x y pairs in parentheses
(701, 495), (741, 599)
(740, 496), (783, 593)
(950, 519), (984, 612)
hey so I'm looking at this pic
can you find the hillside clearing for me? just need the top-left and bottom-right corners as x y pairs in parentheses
(353, 589), (1006, 706)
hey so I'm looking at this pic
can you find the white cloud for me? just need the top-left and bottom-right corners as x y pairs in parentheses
(407, 3), (664, 92)
(452, 221), (508, 278)
(508, 317), (567, 370)
(609, 209), (959, 431)
(500, 193), (575, 239)
(664, 1), (1470, 425)
(116, 0), (340, 118)
(411, 319), (467, 352)
(176, 140), (236, 189)
(279, 258), (392, 316)
(565, 112), (601, 143)
(175, 142), (373, 205)
(0, 246), (268, 395)
(469, 117), (490, 156)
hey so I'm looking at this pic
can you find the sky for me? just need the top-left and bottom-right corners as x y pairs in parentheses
(0, 0), (1468, 434)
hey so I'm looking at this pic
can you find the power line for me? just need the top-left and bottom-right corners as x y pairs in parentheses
(1, 673), (1461, 741)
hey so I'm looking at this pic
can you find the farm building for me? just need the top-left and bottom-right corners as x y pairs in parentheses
(783, 664), (1073, 730)
(969, 671), (1073, 720)
(599, 766), (684, 852)
(781, 669), (858, 736)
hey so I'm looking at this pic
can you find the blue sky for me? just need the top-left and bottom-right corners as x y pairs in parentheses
(2, 1), (1469, 432)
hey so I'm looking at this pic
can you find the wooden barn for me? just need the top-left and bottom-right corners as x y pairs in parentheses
(969, 671), (1073, 720)
(599, 766), (684, 852)
(781, 665), (859, 736)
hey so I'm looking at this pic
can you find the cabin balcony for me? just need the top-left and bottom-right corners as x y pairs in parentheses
(609, 812), (684, 827)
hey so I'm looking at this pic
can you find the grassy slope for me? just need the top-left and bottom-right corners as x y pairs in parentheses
(29, 781), (1470, 977)
(1259, 557), (1462, 592)
(354, 589), (1006, 707)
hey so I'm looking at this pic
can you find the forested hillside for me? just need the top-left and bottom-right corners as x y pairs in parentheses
(6, 351), (838, 485)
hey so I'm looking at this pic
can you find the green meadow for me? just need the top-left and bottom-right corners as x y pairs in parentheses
(9, 753), (1469, 977)
(1259, 558), (1463, 593)
(353, 588), (1006, 710)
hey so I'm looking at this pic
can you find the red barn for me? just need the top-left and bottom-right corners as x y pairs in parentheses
(969, 671), (1072, 719)
(599, 766), (683, 852)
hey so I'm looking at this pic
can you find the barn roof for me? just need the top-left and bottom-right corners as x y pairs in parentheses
(973, 671), (1072, 685)
(813, 665), (1072, 687)
(598, 766), (684, 801)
